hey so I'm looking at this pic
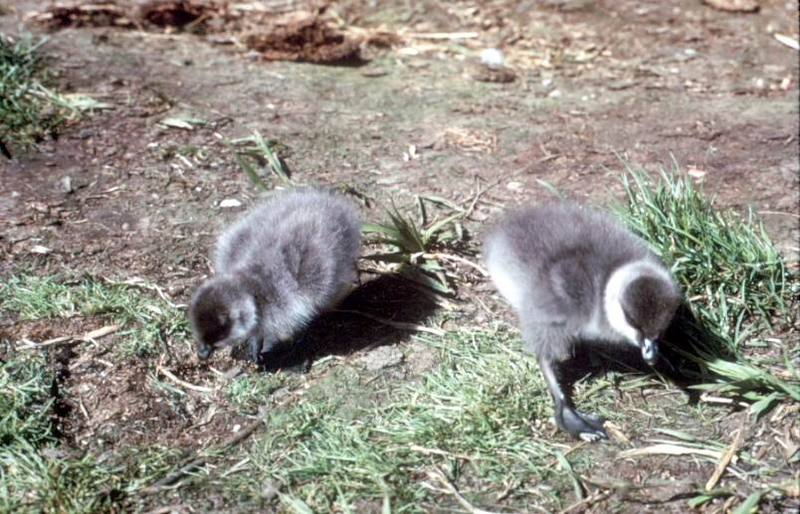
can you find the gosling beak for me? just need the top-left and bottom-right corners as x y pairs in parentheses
(197, 343), (213, 360)
(641, 338), (658, 366)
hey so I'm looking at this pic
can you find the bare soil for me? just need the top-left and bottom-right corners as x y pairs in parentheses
(1, 0), (798, 512)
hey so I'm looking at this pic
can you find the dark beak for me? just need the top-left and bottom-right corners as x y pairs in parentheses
(197, 344), (213, 360)
(641, 338), (658, 366)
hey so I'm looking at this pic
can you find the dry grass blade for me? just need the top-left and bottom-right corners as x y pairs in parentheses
(428, 467), (511, 514)
(20, 324), (120, 349)
(407, 444), (473, 460)
(156, 365), (214, 393)
(705, 426), (746, 491)
(230, 130), (292, 189)
(557, 490), (612, 514)
(617, 443), (722, 460)
(422, 252), (489, 277)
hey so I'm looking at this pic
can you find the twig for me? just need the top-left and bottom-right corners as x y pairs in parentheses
(557, 490), (612, 514)
(101, 276), (183, 309)
(334, 309), (446, 336)
(221, 457), (251, 477)
(422, 252), (489, 277)
(428, 467), (511, 514)
(142, 505), (193, 514)
(141, 418), (264, 494)
(699, 393), (749, 408)
(156, 366), (215, 393)
(617, 444), (722, 460)
(705, 425), (745, 491)
(464, 177), (504, 219)
(408, 444), (474, 461)
(19, 324), (120, 349)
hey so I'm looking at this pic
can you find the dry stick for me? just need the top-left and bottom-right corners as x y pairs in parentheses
(20, 324), (120, 350)
(422, 252), (489, 277)
(141, 418), (264, 494)
(428, 467), (511, 514)
(408, 444), (473, 461)
(156, 366), (215, 394)
(557, 490), (612, 514)
(462, 161), (548, 220)
(705, 423), (746, 491)
(101, 276), (183, 309)
(142, 506), (193, 514)
(335, 309), (446, 336)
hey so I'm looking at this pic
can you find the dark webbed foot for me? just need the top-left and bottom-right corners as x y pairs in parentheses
(248, 335), (263, 363)
(555, 402), (608, 442)
(257, 332), (312, 373)
(539, 354), (608, 442)
(280, 332), (312, 373)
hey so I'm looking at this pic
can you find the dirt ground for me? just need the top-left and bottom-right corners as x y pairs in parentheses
(1, 0), (798, 512)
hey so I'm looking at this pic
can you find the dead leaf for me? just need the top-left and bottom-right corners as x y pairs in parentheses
(30, 245), (52, 254)
(159, 116), (207, 130)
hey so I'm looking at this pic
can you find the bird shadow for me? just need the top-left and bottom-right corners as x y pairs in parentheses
(560, 303), (730, 405)
(232, 273), (441, 373)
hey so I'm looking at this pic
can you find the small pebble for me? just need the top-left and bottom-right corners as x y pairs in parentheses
(219, 198), (242, 208)
(480, 48), (505, 69)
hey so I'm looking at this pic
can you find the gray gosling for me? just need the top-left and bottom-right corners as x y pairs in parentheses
(483, 202), (680, 441)
(189, 188), (361, 363)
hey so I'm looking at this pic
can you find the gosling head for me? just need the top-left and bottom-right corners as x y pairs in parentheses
(606, 261), (681, 365)
(188, 276), (257, 360)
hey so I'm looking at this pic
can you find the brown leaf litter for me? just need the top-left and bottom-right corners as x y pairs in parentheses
(27, 0), (401, 64)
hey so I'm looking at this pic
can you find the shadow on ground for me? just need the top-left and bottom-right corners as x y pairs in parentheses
(560, 304), (732, 406)
(228, 273), (440, 372)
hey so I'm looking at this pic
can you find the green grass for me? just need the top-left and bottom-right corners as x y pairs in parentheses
(0, 353), (181, 513)
(230, 131), (293, 190)
(363, 196), (467, 294)
(226, 373), (290, 413)
(0, 354), (56, 448)
(618, 165), (795, 345)
(0, 33), (109, 154)
(222, 328), (587, 513)
(0, 33), (68, 153)
(0, 164), (797, 513)
(614, 165), (799, 406)
(1, 274), (189, 356)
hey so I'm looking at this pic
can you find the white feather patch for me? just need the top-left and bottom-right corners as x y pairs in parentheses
(604, 259), (672, 347)
(485, 239), (525, 310)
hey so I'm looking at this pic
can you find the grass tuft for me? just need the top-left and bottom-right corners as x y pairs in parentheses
(230, 130), (293, 189)
(614, 163), (799, 405)
(363, 197), (466, 294)
(0, 354), (55, 448)
(0, 33), (106, 154)
(226, 373), (289, 413)
(0, 33), (57, 151)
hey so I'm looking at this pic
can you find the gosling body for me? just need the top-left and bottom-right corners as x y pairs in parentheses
(189, 188), (361, 363)
(483, 202), (680, 440)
